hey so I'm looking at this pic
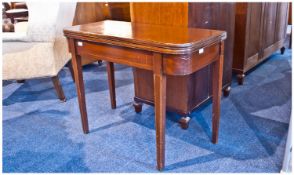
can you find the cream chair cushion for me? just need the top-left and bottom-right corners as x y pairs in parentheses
(25, 2), (59, 42)
(2, 2), (75, 80)
(2, 37), (71, 80)
(14, 21), (28, 33)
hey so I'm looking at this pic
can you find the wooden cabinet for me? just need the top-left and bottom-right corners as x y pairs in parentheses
(233, 3), (289, 84)
(131, 3), (235, 128)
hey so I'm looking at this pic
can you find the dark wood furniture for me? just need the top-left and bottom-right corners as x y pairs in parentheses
(2, 3), (27, 31)
(233, 2), (289, 85)
(5, 9), (28, 23)
(11, 2), (27, 9)
(108, 2), (131, 21)
(2, 2), (28, 24)
(130, 3), (235, 128)
(4, 2), (28, 24)
(64, 20), (226, 171)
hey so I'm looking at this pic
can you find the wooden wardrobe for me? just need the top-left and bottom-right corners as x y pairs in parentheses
(131, 3), (236, 128)
(233, 3), (289, 84)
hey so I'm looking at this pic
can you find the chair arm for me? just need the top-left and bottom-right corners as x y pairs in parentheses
(52, 36), (72, 74)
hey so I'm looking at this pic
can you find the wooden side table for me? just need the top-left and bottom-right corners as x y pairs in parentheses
(64, 20), (226, 170)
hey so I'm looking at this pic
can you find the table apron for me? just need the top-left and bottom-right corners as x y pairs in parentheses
(74, 40), (220, 76)
(76, 41), (154, 71)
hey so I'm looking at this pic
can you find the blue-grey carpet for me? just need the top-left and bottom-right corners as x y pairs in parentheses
(2, 49), (292, 173)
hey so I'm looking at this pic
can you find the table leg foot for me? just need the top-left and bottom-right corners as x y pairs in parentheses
(98, 60), (103, 66)
(280, 46), (285, 55)
(179, 115), (191, 129)
(133, 101), (142, 113)
(223, 86), (231, 97)
(237, 73), (245, 85)
(16, 80), (25, 83)
(157, 165), (165, 171)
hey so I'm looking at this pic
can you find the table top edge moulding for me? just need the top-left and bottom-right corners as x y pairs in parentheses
(64, 20), (227, 54)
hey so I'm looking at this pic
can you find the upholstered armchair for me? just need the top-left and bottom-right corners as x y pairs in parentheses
(2, 2), (76, 101)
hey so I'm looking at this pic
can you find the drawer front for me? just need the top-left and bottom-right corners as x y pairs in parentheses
(76, 40), (153, 70)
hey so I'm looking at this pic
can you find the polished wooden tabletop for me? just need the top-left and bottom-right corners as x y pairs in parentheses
(64, 20), (226, 54)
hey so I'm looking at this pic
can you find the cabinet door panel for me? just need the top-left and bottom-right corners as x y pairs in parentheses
(263, 3), (278, 49)
(246, 3), (263, 59)
(188, 3), (220, 28)
(275, 3), (289, 42)
(130, 2), (188, 27)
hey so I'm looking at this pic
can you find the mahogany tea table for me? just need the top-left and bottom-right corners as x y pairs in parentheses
(63, 20), (226, 171)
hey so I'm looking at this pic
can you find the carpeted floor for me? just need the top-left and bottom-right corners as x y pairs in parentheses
(2, 49), (292, 173)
